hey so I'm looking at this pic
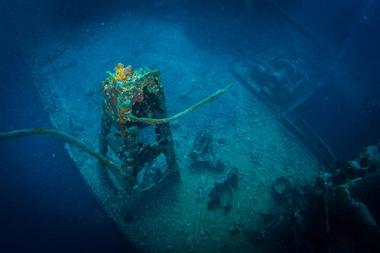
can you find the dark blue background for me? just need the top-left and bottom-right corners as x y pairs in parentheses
(0, 1), (141, 252)
(1, 0), (379, 252)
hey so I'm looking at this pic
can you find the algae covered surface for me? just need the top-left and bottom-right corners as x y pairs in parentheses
(30, 15), (320, 253)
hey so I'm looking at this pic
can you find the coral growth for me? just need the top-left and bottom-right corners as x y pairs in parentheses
(102, 63), (153, 126)
(114, 63), (134, 82)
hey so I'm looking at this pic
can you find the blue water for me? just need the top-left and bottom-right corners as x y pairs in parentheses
(0, 6), (136, 252)
(1, 0), (380, 252)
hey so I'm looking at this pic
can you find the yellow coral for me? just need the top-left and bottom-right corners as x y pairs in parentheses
(114, 63), (133, 81)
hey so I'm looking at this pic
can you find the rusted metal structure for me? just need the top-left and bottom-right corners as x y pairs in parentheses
(99, 64), (179, 189)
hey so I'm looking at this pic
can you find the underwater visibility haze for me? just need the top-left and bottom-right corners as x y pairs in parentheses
(1, 0), (380, 252)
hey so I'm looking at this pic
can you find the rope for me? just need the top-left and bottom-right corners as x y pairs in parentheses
(128, 84), (232, 125)
(0, 128), (125, 178)
(0, 84), (232, 179)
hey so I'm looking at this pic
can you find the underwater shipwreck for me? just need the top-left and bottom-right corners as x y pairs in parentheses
(1, 1), (380, 253)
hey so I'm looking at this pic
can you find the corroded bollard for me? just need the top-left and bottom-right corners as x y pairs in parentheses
(99, 64), (179, 189)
